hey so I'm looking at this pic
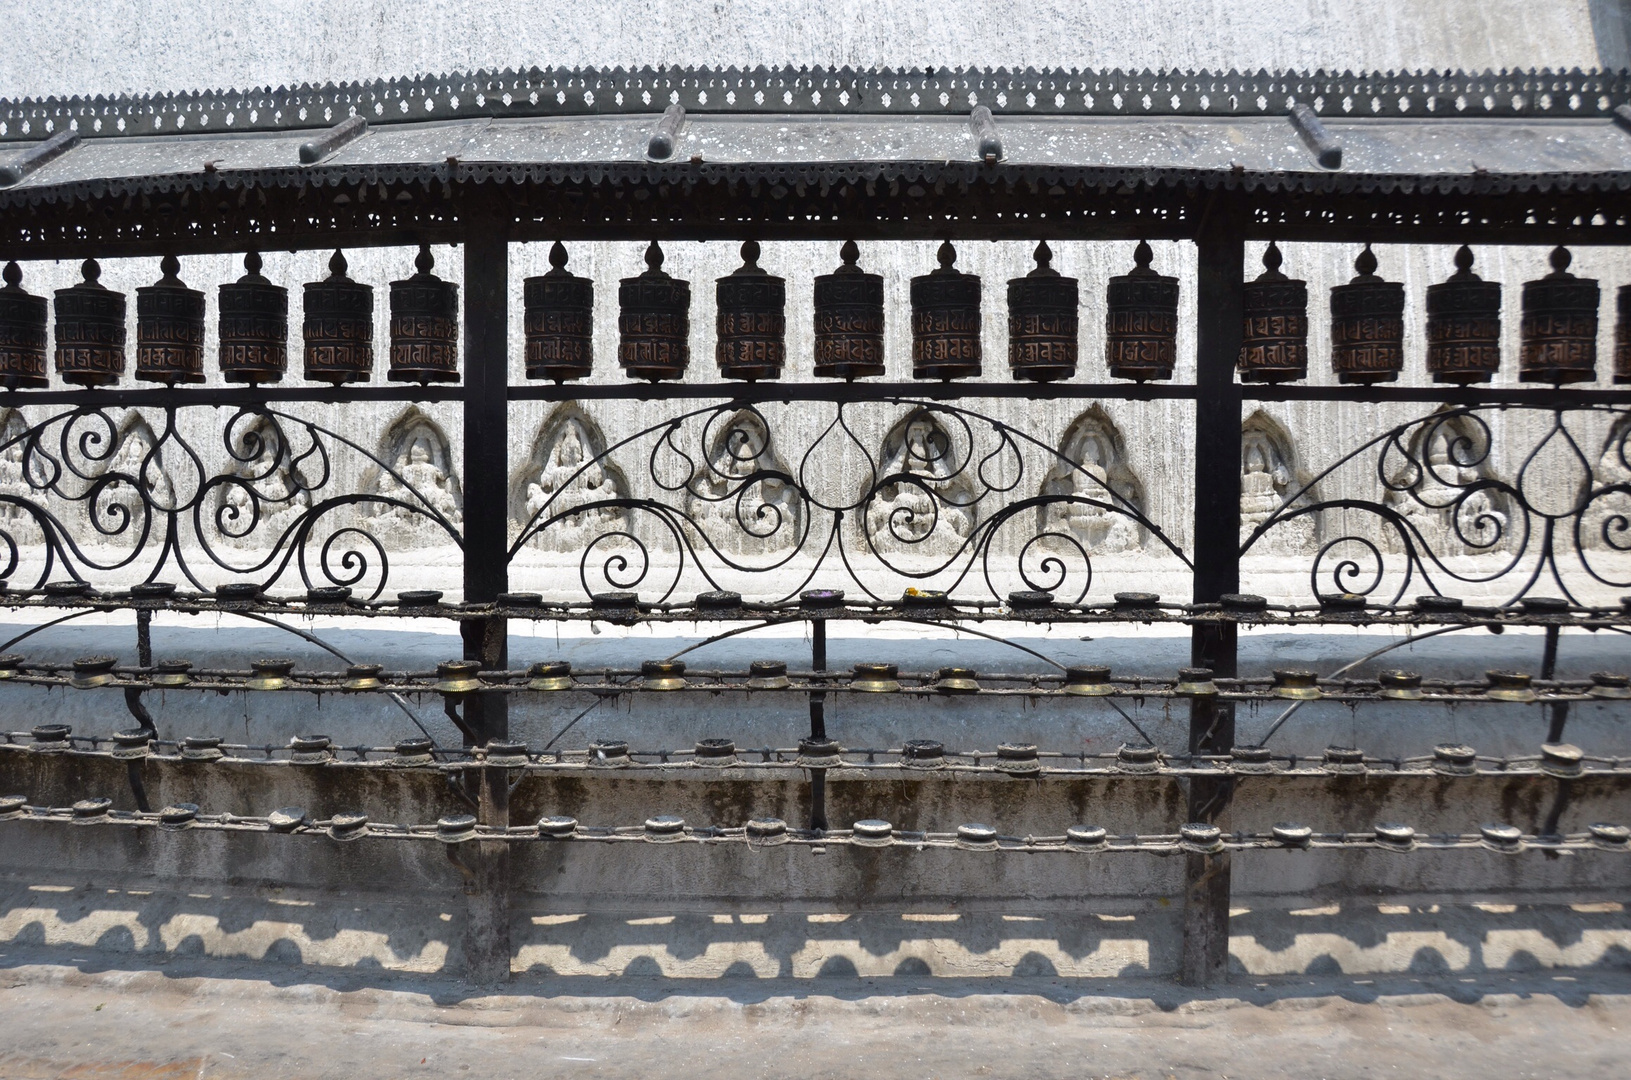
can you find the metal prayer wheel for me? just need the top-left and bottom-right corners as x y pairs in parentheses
(0, 261), (49, 389)
(1105, 241), (1178, 382)
(1329, 245), (1404, 385)
(813, 240), (885, 379)
(1426, 245), (1502, 385)
(1616, 285), (1631, 385)
(388, 244), (459, 383)
(618, 240), (689, 381)
(218, 251), (288, 384)
(1006, 240), (1077, 382)
(523, 241), (593, 383)
(1237, 242), (1307, 383)
(715, 240), (785, 381)
(911, 240), (982, 381)
(1520, 246), (1598, 385)
(54, 259), (126, 387)
(135, 254), (206, 385)
(302, 250), (374, 384)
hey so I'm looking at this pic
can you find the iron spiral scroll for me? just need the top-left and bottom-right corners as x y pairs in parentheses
(1240, 404), (1631, 606)
(0, 404), (463, 598)
(509, 399), (1186, 606)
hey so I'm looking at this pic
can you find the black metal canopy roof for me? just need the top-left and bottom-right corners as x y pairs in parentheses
(0, 67), (1628, 253)
(5, 66), (1627, 137)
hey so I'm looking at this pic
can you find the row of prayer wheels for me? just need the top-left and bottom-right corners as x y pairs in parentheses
(0, 247), (457, 388)
(0, 241), (1625, 388)
(1240, 243), (1619, 386)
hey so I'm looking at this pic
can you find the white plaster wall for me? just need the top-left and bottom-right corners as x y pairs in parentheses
(0, 0), (1618, 100)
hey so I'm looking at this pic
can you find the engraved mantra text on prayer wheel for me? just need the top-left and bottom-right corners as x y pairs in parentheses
(1237, 242), (1307, 384)
(716, 240), (785, 381)
(388, 244), (460, 384)
(54, 259), (126, 387)
(0, 261), (49, 389)
(1520, 246), (1598, 385)
(813, 240), (885, 380)
(523, 242), (593, 383)
(1330, 245), (1404, 385)
(911, 240), (982, 381)
(136, 254), (206, 385)
(1426, 245), (1501, 385)
(618, 241), (690, 381)
(1105, 241), (1178, 381)
(217, 251), (288, 384)
(303, 250), (374, 385)
(1007, 240), (1077, 382)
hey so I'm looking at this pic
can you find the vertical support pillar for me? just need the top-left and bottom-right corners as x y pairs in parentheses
(808, 618), (828, 831)
(1183, 203), (1246, 987)
(1542, 625), (1570, 742)
(459, 209), (512, 982)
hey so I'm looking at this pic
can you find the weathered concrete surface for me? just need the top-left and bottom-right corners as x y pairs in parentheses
(0, 0), (1615, 98)
(2, 619), (1624, 759)
(0, 954), (1628, 1079)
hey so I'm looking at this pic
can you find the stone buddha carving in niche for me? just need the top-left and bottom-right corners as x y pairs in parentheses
(1387, 424), (1509, 556)
(1042, 419), (1142, 554)
(1577, 418), (1628, 554)
(99, 418), (176, 529)
(865, 413), (974, 556)
(0, 411), (29, 520)
(522, 416), (625, 552)
(687, 411), (798, 555)
(216, 422), (310, 547)
(371, 418), (462, 539)
(1239, 422), (1316, 553)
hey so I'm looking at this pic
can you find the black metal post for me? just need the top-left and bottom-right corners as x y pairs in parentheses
(459, 210), (512, 982)
(1542, 625), (1570, 742)
(809, 618), (828, 831)
(1183, 204), (1246, 987)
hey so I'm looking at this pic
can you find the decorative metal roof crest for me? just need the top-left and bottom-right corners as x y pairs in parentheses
(2, 66), (1628, 142)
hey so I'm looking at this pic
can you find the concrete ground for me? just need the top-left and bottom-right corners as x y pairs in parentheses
(1, 954), (1627, 1079)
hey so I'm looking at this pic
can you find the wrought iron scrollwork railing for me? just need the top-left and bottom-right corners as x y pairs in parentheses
(510, 398), (1184, 606)
(0, 395), (1627, 611)
(0, 404), (463, 598)
(1241, 404), (1631, 607)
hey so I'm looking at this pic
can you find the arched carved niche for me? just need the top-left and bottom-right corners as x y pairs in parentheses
(212, 415), (313, 549)
(510, 403), (629, 553)
(0, 409), (31, 520)
(1582, 413), (1631, 553)
(364, 407), (463, 543)
(863, 408), (977, 556)
(1383, 411), (1513, 557)
(684, 408), (801, 555)
(1241, 410), (1320, 553)
(1038, 406), (1145, 553)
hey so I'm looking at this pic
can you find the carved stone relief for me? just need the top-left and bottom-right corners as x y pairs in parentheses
(1039, 407), (1144, 554)
(1583, 415), (1631, 553)
(89, 414), (176, 541)
(365, 408), (462, 543)
(213, 417), (312, 548)
(1383, 414), (1511, 556)
(512, 404), (629, 553)
(0, 409), (30, 520)
(685, 409), (800, 555)
(864, 409), (975, 556)
(1240, 412), (1318, 553)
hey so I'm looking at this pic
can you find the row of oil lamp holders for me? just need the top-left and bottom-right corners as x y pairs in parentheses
(2, 719), (1618, 780)
(1, 653), (1624, 703)
(2, 795), (1626, 857)
(10, 583), (1631, 626)
(0, 239), (1624, 388)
